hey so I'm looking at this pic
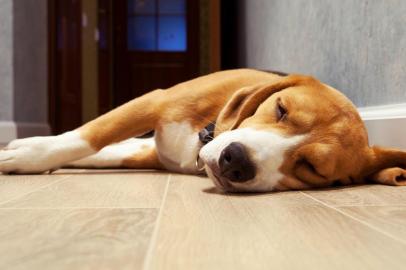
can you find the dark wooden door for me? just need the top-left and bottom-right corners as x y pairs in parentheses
(48, 0), (82, 134)
(112, 0), (200, 106)
(98, 0), (114, 115)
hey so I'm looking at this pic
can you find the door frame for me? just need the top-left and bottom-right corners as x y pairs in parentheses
(48, 0), (57, 134)
(48, 0), (83, 134)
(97, 0), (114, 114)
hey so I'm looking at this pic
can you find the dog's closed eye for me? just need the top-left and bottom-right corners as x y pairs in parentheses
(301, 158), (324, 178)
(276, 99), (287, 121)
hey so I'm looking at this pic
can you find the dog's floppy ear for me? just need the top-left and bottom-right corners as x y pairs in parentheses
(292, 143), (337, 187)
(363, 146), (406, 186)
(215, 75), (315, 136)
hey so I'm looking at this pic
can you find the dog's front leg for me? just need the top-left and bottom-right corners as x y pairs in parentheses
(0, 89), (165, 174)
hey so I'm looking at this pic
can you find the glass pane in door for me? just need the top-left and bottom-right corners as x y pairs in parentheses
(158, 15), (186, 51)
(127, 0), (187, 52)
(128, 16), (156, 50)
(128, 0), (156, 15)
(158, 0), (185, 14)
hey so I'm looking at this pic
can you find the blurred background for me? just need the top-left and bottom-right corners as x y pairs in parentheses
(0, 0), (405, 144)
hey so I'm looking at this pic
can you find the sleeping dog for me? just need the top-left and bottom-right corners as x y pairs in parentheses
(1, 69), (405, 192)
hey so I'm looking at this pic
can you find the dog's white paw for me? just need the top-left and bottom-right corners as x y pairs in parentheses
(0, 131), (96, 174)
(0, 136), (60, 174)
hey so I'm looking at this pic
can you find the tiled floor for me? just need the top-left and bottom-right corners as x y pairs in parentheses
(0, 170), (406, 270)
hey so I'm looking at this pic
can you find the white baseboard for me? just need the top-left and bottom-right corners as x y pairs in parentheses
(358, 103), (406, 150)
(0, 121), (50, 144)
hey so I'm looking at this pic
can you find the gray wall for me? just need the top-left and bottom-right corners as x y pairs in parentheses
(0, 0), (48, 142)
(0, 0), (14, 121)
(13, 0), (48, 123)
(238, 0), (406, 107)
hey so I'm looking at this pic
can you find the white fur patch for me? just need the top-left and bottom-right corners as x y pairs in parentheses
(155, 121), (201, 173)
(199, 128), (305, 192)
(68, 138), (154, 168)
(0, 131), (95, 173)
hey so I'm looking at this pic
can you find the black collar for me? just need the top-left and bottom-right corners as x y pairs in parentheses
(198, 122), (216, 144)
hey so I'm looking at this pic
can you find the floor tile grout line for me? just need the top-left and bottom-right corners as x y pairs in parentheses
(300, 191), (406, 246)
(142, 173), (171, 270)
(0, 174), (74, 207)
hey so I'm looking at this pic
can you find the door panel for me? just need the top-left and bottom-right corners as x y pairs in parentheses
(113, 0), (199, 106)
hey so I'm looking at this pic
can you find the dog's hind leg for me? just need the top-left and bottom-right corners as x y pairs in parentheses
(0, 89), (166, 174)
(66, 137), (164, 170)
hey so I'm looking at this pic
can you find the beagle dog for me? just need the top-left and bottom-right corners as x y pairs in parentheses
(1, 69), (405, 192)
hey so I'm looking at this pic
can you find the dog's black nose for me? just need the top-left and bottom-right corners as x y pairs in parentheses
(219, 142), (256, 183)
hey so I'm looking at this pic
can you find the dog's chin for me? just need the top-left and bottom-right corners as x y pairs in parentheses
(204, 165), (237, 193)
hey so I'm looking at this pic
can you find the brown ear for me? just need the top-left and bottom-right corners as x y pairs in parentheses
(365, 146), (406, 186)
(293, 143), (337, 187)
(215, 74), (315, 136)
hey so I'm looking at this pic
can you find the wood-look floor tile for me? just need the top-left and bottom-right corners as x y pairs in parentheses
(338, 206), (406, 243)
(304, 185), (406, 206)
(1, 171), (169, 209)
(0, 208), (157, 270)
(0, 173), (71, 205)
(146, 175), (406, 270)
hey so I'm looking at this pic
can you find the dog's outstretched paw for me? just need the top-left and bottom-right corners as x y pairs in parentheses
(0, 137), (58, 174)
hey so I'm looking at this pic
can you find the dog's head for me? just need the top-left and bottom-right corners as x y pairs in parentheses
(199, 75), (406, 192)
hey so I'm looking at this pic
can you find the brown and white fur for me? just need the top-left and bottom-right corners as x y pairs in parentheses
(1, 69), (406, 192)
